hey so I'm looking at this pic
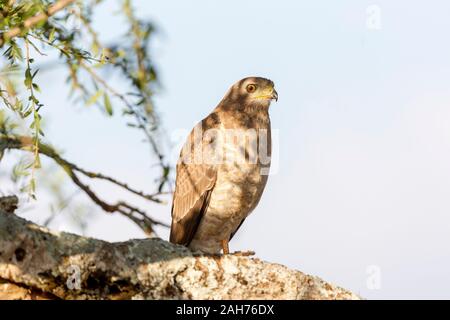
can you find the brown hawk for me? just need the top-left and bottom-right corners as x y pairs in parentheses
(170, 77), (278, 254)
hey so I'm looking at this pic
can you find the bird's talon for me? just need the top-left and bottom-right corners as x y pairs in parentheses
(232, 250), (255, 256)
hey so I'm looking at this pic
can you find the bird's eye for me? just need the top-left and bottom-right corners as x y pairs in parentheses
(246, 84), (257, 93)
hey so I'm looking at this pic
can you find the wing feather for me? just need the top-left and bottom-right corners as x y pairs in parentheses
(229, 218), (245, 241)
(169, 118), (218, 246)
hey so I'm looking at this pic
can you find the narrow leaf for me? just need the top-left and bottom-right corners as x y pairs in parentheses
(104, 93), (113, 116)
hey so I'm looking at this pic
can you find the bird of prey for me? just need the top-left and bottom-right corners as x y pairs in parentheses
(170, 77), (278, 254)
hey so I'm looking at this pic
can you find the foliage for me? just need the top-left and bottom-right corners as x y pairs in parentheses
(0, 0), (170, 233)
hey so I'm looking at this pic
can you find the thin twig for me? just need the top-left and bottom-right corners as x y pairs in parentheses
(0, 0), (77, 47)
(24, 39), (40, 198)
(72, 165), (165, 203)
(42, 190), (79, 227)
(80, 61), (165, 163)
(0, 134), (169, 233)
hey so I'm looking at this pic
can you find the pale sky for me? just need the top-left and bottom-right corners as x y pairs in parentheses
(2, 0), (450, 299)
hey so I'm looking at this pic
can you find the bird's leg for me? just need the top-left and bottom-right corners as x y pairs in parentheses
(221, 239), (230, 255)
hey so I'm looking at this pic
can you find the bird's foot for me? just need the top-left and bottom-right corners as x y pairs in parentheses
(231, 250), (255, 257)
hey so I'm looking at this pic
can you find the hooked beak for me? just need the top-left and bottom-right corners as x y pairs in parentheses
(255, 87), (278, 102)
(271, 89), (278, 102)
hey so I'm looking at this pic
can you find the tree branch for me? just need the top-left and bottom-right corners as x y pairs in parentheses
(0, 197), (360, 300)
(0, 195), (18, 213)
(0, 0), (77, 47)
(0, 134), (169, 234)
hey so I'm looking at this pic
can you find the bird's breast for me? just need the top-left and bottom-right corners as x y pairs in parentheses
(188, 119), (272, 253)
(207, 127), (271, 220)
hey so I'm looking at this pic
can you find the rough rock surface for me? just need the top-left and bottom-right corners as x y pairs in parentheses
(0, 196), (359, 300)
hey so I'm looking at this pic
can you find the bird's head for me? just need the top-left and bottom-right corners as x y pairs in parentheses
(223, 77), (278, 109)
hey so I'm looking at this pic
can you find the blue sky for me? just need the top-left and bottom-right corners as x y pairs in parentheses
(2, 0), (450, 299)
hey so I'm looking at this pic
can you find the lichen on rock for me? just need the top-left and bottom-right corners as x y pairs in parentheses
(0, 196), (359, 300)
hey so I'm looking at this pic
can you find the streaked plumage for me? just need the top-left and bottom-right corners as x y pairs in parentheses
(170, 77), (277, 254)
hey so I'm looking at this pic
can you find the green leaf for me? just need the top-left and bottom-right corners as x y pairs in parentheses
(34, 153), (42, 169)
(24, 68), (32, 88)
(22, 108), (33, 118)
(49, 28), (56, 42)
(32, 83), (40, 92)
(86, 89), (103, 106)
(104, 93), (113, 116)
